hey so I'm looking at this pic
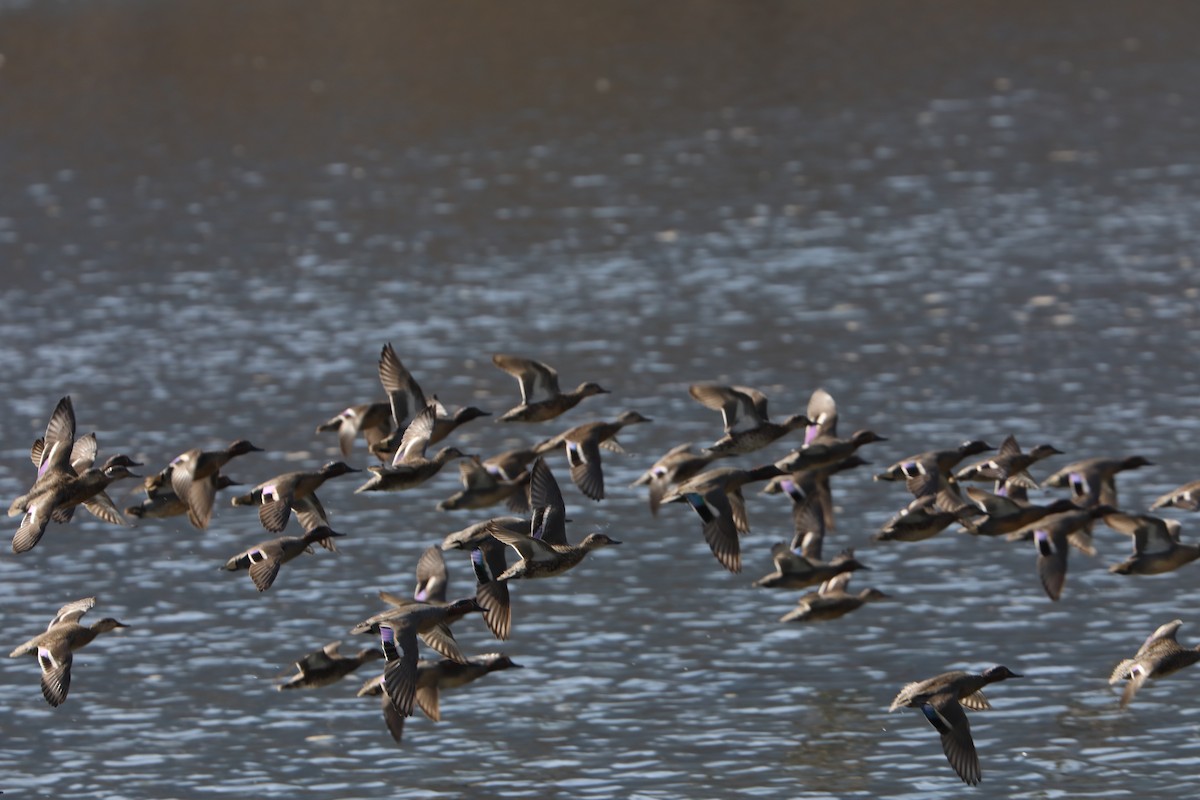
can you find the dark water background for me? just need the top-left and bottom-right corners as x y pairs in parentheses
(2, 2), (1200, 797)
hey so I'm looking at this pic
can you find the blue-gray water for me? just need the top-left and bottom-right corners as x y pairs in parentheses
(3, 2), (1200, 797)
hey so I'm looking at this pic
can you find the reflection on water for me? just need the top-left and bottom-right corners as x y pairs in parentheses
(3, 2), (1200, 798)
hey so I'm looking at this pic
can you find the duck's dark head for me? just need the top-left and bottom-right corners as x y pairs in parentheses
(1120, 455), (1154, 471)
(321, 461), (360, 477)
(575, 382), (610, 397)
(580, 533), (622, 549)
(92, 618), (129, 633)
(482, 653), (523, 671)
(983, 665), (1022, 681)
(454, 407), (491, 423)
(228, 439), (265, 456)
(103, 454), (143, 470)
(852, 430), (887, 446)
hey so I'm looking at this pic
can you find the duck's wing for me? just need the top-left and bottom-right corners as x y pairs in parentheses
(83, 492), (128, 527)
(69, 433), (98, 473)
(1151, 479), (1200, 511)
(379, 343), (427, 426)
(292, 494), (332, 543)
(458, 457), (497, 490)
(256, 478), (295, 533)
(819, 571), (853, 595)
(47, 597), (96, 629)
(472, 542), (512, 640)
(770, 541), (813, 572)
(1034, 529), (1069, 601)
(296, 641), (342, 674)
(492, 354), (560, 404)
(418, 623), (466, 664)
(1104, 513), (1176, 555)
(415, 678), (441, 722)
(680, 486), (740, 573)
(38, 396), (77, 477)
(689, 384), (765, 432)
(12, 503), (53, 554)
(565, 439), (605, 501)
(379, 623), (419, 717)
(183, 474), (219, 530)
(413, 546), (448, 604)
(488, 525), (559, 564)
(959, 690), (991, 711)
(922, 694), (981, 786)
(805, 388), (838, 440)
(37, 641), (74, 707)
(528, 458), (568, 545)
(391, 404), (437, 465)
(1138, 619), (1184, 654)
(246, 541), (285, 591)
(965, 486), (1022, 517)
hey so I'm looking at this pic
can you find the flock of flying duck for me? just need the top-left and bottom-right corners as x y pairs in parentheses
(7, 344), (1200, 785)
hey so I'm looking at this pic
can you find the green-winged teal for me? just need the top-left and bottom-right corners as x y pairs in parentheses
(23, 429), (122, 522)
(436, 455), (531, 513)
(222, 525), (345, 591)
(9, 597), (128, 707)
(316, 401), (394, 458)
(13, 397), (136, 544)
(440, 517), (522, 640)
(467, 537), (513, 640)
(484, 458), (620, 579)
(1150, 478), (1200, 512)
(1105, 512), (1200, 575)
(479, 447), (540, 482)
(661, 463), (782, 574)
(276, 640), (384, 690)
(9, 454), (141, 554)
(491, 353), (609, 423)
(349, 593), (484, 663)
(167, 439), (263, 529)
(630, 442), (717, 517)
(357, 653), (522, 745)
(889, 665), (1022, 786)
(232, 461), (359, 533)
(1044, 455), (1153, 508)
(357, 599), (485, 721)
(754, 545), (869, 590)
(317, 342), (423, 458)
(761, 455), (870, 534)
(490, 527), (621, 581)
(778, 572), (888, 623)
(355, 403), (473, 494)
(874, 440), (994, 501)
(126, 474), (241, 521)
(1111, 619), (1200, 708)
(774, 429), (887, 475)
(440, 516), (528, 551)
(873, 492), (981, 543)
(402, 544), (511, 641)
(954, 434), (1062, 493)
(371, 402), (491, 461)
(962, 489), (1078, 538)
(1017, 504), (1118, 601)
(534, 411), (651, 501)
(689, 383), (810, 457)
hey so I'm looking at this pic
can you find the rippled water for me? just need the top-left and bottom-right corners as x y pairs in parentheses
(3, 2), (1200, 798)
